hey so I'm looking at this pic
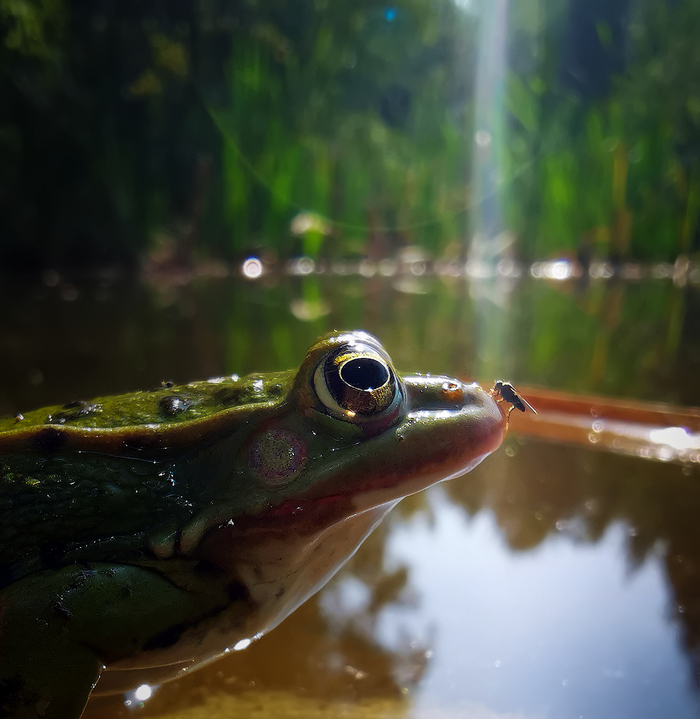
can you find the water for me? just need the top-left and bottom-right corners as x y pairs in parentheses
(3, 268), (699, 413)
(397, 498), (692, 719)
(2, 272), (700, 718)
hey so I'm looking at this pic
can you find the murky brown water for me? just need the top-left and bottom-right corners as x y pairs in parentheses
(3, 271), (700, 719)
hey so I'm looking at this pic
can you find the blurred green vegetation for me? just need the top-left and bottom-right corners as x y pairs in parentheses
(213, 0), (475, 260)
(507, 0), (700, 262)
(0, 0), (474, 269)
(1, 0), (699, 269)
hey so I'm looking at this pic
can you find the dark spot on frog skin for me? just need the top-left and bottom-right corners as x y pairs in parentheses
(214, 382), (273, 406)
(45, 404), (103, 425)
(32, 427), (67, 453)
(52, 600), (72, 622)
(213, 387), (246, 405)
(267, 383), (284, 397)
(159, 396), (192, 417)
(161, 380), (175, 389)
(67, 569), (97, 591)
(86, 404), (102, 415)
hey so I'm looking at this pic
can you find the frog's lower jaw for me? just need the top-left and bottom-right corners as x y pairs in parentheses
(213, 502), (395, 637)
(89, 504), (395, 698)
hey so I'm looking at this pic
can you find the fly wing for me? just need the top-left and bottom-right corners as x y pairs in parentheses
(518, 395), (537, 414)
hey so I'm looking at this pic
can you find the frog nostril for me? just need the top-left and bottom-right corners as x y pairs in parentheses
(441, 381), (464, 403)
(340, 358), (390, 391)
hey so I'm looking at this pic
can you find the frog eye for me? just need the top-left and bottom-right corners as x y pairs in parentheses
(313, 342), (403, 422)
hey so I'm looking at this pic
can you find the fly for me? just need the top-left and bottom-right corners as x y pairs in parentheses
(491, 380), (537, 420)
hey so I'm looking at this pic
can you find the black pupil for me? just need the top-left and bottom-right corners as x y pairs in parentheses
(340, 358), (389, 391)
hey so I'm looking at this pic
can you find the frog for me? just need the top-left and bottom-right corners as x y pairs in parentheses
(0, 330), (506, 718)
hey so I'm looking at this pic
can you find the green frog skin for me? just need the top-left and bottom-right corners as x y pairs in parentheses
(0, 330), (505, 718)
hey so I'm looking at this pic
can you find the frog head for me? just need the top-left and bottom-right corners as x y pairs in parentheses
(194, 330), (504, 641)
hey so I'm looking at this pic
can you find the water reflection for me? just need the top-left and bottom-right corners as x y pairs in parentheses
(402, 500), (694, 719)
(452, 443), (696, 628)
(3, 270), (700, 414)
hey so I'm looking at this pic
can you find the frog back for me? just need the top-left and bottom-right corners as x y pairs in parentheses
(0, 370), (294, 585)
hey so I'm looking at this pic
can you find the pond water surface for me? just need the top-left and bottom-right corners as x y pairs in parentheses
(2, 270), (700, 719)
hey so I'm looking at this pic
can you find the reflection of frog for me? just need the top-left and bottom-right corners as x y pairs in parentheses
(0, 330), (505, 718)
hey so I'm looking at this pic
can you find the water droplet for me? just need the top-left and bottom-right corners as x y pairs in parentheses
(656, 446), (674, 462)
(124, 683), (158, 709)
(134, 685), (152, 701)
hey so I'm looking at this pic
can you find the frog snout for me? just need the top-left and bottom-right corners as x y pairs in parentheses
(399, 376), (506, 475)
(403, 375), (490, 412)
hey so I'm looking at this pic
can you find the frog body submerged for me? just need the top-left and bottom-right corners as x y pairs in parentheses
(0, 331), (505, 718)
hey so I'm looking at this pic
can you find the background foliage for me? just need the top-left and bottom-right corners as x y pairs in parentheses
(1, 0), (698, 269)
